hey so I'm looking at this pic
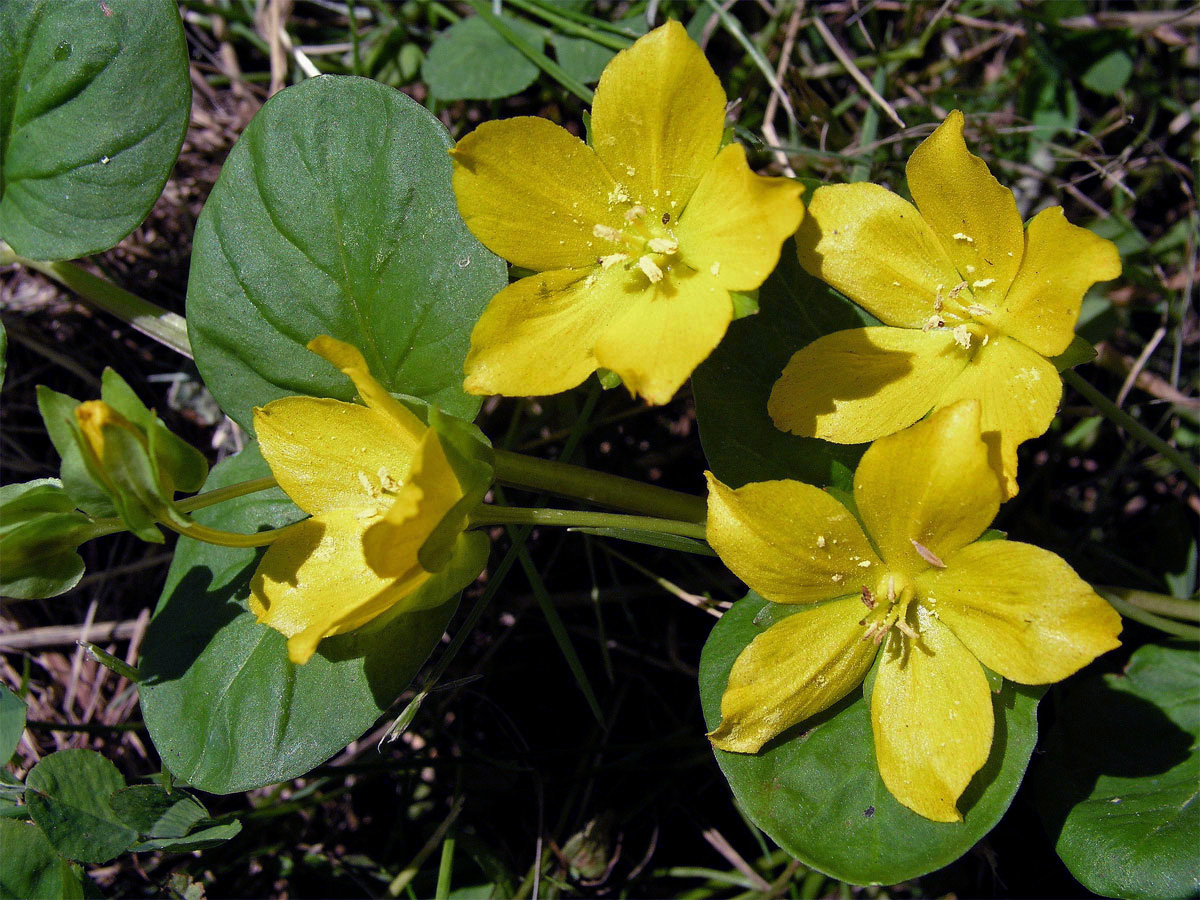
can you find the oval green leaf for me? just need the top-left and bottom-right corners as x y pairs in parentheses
(423, 15), (544, 101)
(186, 75), (506, 429)
(699, 592), (1042, 886)
(1034, 643), (1200, 900)
(692, 247), (875, 490)
(138, 444), (460, 794)
(0, 819), (84, 900)
(0, 0), (190, 260)
(25, 748), (135, 864)
(0, 686), (24, 763)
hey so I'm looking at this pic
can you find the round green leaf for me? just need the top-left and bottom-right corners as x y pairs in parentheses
(186, 75), (506, 429)
(0, 0), (190, 260)
(0, 819), (84, 900)
(25, 749), (136, 864)
(139, 444), (460, 793)
(423, 15), (544, 101)
(692, 247), (874, 490)
(109, 785), (207, 839)
(0, 686), (25, 763)
(1034, 643), (1200, 900)
(699, 593), (1043, 885)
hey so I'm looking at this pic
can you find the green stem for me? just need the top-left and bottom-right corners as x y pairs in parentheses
(502, 0), (631, 50)
(492, 449), (707, 523)
(176, 476), (278, 514)
(1063, 369), (1200, 488)
(1, 242), (191, 358)
(157, 513), (296, 549)
(468, 506), (707, 542)
(1099, 585), (1200, 622)
(1101, 590), (1200, 641)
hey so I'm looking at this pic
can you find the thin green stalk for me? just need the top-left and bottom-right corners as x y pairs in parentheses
(158, 514), (295, 548)
(176, 476), (278, 513)
(492, 449), (707, 523)
(470, 506), (707, 542)
(434, 832), (455, 900)
(502, 0), (630, 50)
(1101, 591), (1200, 640)
(1, 243), (191, 358)
(1100, 586), (1200, 622)
(1063, 369), (1200, 488)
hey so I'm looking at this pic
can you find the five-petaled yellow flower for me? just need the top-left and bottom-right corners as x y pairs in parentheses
(768, 111), (1121, 497)
(249, 337), (485, 665)
(450, 21), (805, 406)
(705, 400), (1121, 822)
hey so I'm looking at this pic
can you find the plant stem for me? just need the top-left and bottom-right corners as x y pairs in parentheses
(468, 506), (707, 542)
(1100, 590), (1200, 640)
(1063, 369), (1200, 488)
(1099, 585), (1200, 622)
(1, 242), (192, 358)
(158, 514), (295, 549)
(491, 448), (707, 523)
(176, 476), (279, 514)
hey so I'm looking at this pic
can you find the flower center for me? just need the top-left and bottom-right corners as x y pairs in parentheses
(858, 572), (920, 645)
(593, 201), (683, 285)
(921, 279), (998, 349)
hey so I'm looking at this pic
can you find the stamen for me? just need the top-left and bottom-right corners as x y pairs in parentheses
(910, 538), (947, 568)
(593, 224), (625, 243)
(861, 586), (875, 609)
(895, 620), (919, 640)
(948, 281), (968, 299)
(966, 304), (993, 316)
(647, 237), (678, 254)
(922, 315), (946, 332)
(624, 204), (648, 222)
(637, 255), (664, 283)
(952, 325), (972, 349)
(599, 253), (629, 269)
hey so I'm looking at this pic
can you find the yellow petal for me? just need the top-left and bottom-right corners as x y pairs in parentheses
(871, 610), (993, 822)
(253, 397), (420, 517)
(249, 509), (430, 665)
(906, 110), (1023, 307)
(933, 335), (1061, 498)
(675, 143), (805, 291)
(794, 183), (962, 328)
(854, 401), (1002, 576)
(992, 207), (1122, 357)
(593, 268), (731, 405)
(363, 429), (464, 578)
(590, 21), (726, 211)
(450, 117), (623, 272)
(768, 326), (969, 443)
(705, 473), (881, 605)
(463, 266), (627, 398)
(307, 336), (427, 439)
(919, 540), (1121, 684)
(709, 596), (878, 752)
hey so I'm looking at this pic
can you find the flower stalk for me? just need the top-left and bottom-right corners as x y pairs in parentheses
(467, 504), (707, 541)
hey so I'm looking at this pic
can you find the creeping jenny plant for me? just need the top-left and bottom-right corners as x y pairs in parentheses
(768, 111), (1121, 497)
(449, 21), (805, 405)
(249, 337), (488, 664)
(705, 401), (1122, 822)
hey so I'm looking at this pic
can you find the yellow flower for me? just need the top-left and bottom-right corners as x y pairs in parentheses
(450, 21), (805, 406)
(705, 401), (1121, 822)
(249, 336), (484, 665)
(768, 111), (1120, 497)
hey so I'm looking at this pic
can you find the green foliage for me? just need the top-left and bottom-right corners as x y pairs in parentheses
(699, 593), (1043, 885)
(186, 75), (505, 430)
(0, 687), (24, 764)
(693, 248), (873, 489)
(25, 749), (137, 864)
(0, 0), (190, 260)
(1035, 643), (1200, 900)
(111, 785), (243, 853)
(0, 819), (84, 900)
(138, 445), (460, 793)
(0, 479), (98, 599)
(423, 15), (544, 101)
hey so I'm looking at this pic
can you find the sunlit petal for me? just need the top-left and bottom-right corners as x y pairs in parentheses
(795, 183), (961, 328)
(920, 540), (1122, 684)
(450, 117), (621, 271)
(705, 473), (881, 605)
(249, 509), (430, 665)
(992, 207), (1122, 357)
(463, 266), (629, 398)
(675, 143), (805, 292)
(906, 111), (1023, 307)
(933, 335), (1061, 498)
(308, 336), (426, 438)
(769, 326), (969, 443)
(871, 610), (993, 823)
(709, 597), (877, 753)
(593, 267), (731, 405)
(254, 398), (419, 517)
(590, 21), (726, 211)
(855, 401), (1002, 576)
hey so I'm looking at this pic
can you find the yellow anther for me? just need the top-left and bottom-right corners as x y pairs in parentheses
(637, 255), (664, 283)
(647, 237), (678, 254)
(624, 204), (648, 222)
(599, 253), (629, 269)
(593, 224), (625, 243)
(948, 281), (968, 299)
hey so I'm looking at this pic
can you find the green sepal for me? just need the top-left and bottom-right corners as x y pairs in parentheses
(376, 530), (490, 620)
(1051, 334), (1097, 372)
(36, 386), (116, 517)
(0, 479), (105, 599)
(730, 289), (759, 320)
(596, 368), (623, 390)
(100, 369), (208, 494)
(74, 421), (163, 543)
